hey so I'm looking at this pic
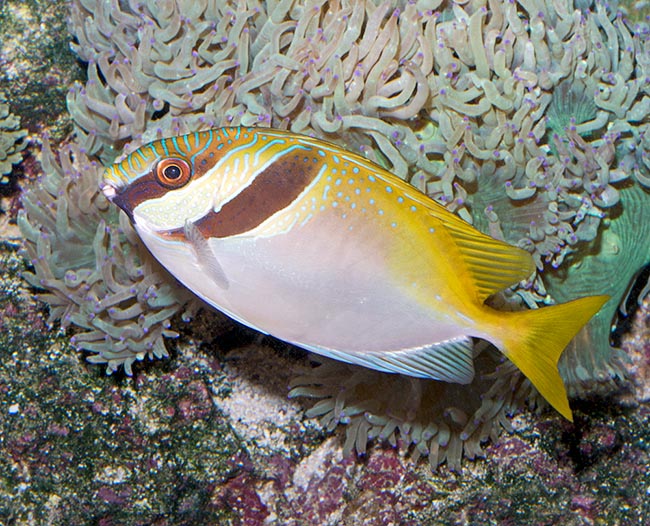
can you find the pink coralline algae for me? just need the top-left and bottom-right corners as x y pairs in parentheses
(18, 0), (650, 469)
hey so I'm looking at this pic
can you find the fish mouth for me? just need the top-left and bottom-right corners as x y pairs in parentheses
(99, 181), (135, 222)
(100, 182), (117, 200)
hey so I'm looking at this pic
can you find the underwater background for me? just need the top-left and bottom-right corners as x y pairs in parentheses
(1, 0), (649, 524)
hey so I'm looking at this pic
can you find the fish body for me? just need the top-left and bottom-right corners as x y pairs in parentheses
(102, 127), (608, 420)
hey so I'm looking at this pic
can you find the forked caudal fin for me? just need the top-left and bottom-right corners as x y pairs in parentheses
(498, 294), (609, 422)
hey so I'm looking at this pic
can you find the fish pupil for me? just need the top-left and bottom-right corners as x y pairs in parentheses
(164, 165), (181, 180)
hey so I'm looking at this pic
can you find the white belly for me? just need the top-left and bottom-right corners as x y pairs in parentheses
(136, 213), (468, 354)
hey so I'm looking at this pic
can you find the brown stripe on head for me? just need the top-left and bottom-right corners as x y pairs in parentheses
(163, 150), (323, 240)
(111, 171), (168, 221)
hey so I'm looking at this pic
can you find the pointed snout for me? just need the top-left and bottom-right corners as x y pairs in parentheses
(100, 181), (117, 201)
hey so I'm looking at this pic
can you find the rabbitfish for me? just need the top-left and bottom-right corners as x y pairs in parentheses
(102, 127), (608, 421)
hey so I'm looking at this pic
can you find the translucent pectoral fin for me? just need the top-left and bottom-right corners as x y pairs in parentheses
(184, 220), (229, 289)
(300, 337), (476, 384)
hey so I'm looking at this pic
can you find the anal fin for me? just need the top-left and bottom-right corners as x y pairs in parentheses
(300, 337), (476, 384)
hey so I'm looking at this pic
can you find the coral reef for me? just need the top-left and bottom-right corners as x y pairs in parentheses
(0, 95), (26, 185)
(0, 248), (245, 524)
(2, 279), (648, 524)
(18, 0), (650, 468)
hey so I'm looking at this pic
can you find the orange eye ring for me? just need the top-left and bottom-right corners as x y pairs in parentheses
(154, 157), (192, 189)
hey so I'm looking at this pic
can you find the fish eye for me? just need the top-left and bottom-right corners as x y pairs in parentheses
(154, 157), (192, 188)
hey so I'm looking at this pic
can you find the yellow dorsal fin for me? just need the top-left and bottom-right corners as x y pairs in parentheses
(395, 183), (535, 303)
(427, 208), (536, 302)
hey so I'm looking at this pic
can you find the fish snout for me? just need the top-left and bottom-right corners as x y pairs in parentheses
(99, 179), (135, 222)
(100, 181), (118, 201)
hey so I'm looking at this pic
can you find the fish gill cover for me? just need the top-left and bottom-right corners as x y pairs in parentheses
(17, 0), (650, 468)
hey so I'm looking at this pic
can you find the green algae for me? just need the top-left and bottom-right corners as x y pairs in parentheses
(404, 404), (650, 525)
(0, 241), (58, 351)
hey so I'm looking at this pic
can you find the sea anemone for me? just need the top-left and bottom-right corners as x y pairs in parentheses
(289, 347), (536, 471)
(552, 182), (650, 396)
(0, 94), (27, 185)
(63, 0), (649, 266)
(18, 139), (194, 374)
(545, 79), (598, 147)
(19, 0), (650, 467)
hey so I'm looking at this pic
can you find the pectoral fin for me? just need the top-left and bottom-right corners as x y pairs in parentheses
(184, 220), (229, 289)
(300, 337), (476, 384)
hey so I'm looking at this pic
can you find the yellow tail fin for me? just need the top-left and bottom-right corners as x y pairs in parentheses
(499, 294), (609, 422)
